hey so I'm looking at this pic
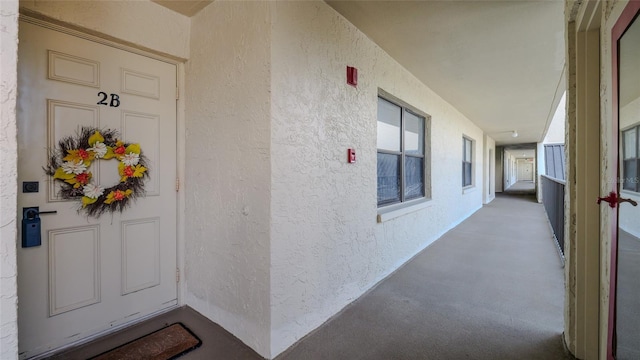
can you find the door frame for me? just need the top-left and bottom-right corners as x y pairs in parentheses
(16, 14), (186, 356)
(608, 2), (640, 358)
(566, 1), (602, 358)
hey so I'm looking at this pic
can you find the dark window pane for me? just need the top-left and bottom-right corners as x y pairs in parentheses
(463, 162), (472, 187)
(378, 153), (401, 205)
(623, 159), (637, 191)
(405, 156), (424, 199)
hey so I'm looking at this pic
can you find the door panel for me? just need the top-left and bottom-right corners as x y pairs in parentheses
(610, 3), (640, 359)
(17, 21), (177, 359)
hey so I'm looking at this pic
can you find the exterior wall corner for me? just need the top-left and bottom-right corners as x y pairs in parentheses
(0, 1), (20, 359)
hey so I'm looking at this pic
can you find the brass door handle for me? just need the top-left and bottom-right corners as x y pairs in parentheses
(618, 197), (638, 206)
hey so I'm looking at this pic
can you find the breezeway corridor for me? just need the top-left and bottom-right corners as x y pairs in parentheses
(55, 194), (570, 359)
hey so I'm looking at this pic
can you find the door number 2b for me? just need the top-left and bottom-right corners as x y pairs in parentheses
(97, 92), (120, 107)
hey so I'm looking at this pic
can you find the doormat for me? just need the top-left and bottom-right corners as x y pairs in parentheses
(90, 323), (201, 360)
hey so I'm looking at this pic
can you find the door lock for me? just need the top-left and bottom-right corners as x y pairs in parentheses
(21, 207), (57, 248)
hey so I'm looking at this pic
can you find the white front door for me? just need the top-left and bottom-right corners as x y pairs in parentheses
(17, 21), (178, 358)
(517, 160), (533, 181)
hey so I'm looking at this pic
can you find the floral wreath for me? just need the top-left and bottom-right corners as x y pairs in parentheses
(45, 127), (149, 217)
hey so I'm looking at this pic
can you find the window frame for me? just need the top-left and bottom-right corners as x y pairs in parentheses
(376, 93), (430, 208)
(462, 136), (474, 188)
(622, 125), (640, 192)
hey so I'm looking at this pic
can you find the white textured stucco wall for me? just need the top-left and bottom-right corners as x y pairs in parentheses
(5, 1), (491, 358)
(20, 0), (190, 60)
(270, 1), (484, 356)
(184, 1), (271, 357)
(483, 135), (496, 204)
(0, 1), (19, 359)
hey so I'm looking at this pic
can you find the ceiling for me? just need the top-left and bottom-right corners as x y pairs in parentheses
(152, 0), (212, 17)
(154, 1), (565, 146)
(326, 1), (565, 145)
(506, 148), (536, 159)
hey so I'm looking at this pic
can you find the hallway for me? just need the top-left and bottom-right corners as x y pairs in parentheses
(51, 194), (569, 360)
(504, 180), (536, 195)
(277, 194), (568, 359)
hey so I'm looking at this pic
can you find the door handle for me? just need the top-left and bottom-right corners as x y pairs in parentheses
(597, 191), (618, 208)
(618, 197), (638, 207)
(596, 192), (639, 208)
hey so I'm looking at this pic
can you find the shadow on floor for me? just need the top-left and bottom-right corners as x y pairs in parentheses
(504, 180), (536, 196)
(48, 306), (263, 360)
(50, 195), (570, 360)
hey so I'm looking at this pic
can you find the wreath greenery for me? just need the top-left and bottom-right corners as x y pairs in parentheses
(45, 127), (149, 217)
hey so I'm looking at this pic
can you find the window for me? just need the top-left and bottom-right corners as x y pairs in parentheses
(462, 137), (473, 187)
(377, 96), (426, 207)
(623, 126), (639, 192)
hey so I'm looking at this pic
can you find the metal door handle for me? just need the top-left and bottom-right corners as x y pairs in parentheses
(596, 192), (638, 207)
(597, 192), (618, 208)
(618, 197), (638, 207)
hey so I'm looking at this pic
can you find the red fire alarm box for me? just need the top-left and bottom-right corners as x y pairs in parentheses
(347, 66), (358, 87)
(348, 148), (356, 163)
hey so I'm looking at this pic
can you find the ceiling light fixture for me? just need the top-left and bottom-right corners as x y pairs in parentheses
(511, 130), (518, 138)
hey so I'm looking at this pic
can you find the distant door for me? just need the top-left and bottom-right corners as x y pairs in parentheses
(17, 21), (178, 358)
(517, 160), (533, 181)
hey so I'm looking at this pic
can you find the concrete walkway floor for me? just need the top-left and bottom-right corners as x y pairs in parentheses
(504, 180), (536, 195)
(278, 193), (570, 360)
(52, 194), (570, 360)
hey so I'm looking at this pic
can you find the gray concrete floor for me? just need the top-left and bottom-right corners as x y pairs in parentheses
(504, 180), (536, 195)
(616, 229), (640, 360)
(51, 194), (570, 360)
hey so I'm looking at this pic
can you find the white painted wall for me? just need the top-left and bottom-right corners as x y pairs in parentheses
(504, 150), (518, 188)
(537, 142), (546, 203)
(2, 1), (490, 358)
(0, 1), (19, 359)
(483, 135), (496, 203)
(20, 0), (190, 60)
(184, 1), (271, 356)
(544, 92), (566, 144)
(538, 92), (566, 202)
(270, 1), (484, 356)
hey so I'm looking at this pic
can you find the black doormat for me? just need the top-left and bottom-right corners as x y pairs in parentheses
(89, 323), (201, 360)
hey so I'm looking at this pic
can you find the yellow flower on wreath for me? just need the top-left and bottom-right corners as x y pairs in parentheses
(47, 127), (150, 216)
(103, 189), (133, 205)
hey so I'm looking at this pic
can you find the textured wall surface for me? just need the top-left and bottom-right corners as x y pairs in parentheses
(600, 2), (625, 358)
(483, 135), (496, 204)
(564, 8), (577, 353)
(20, 0), (190, 60)
(270, 1), (484, 356)
(0, 1), (19, 359)
(184, 1), (271, 357)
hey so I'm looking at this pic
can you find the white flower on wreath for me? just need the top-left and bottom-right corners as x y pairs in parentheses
(121, 152), (140, 166)
(88, 141), (107, 158)
(61, 160), (87, 175)
(83, 183), (105, 199)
